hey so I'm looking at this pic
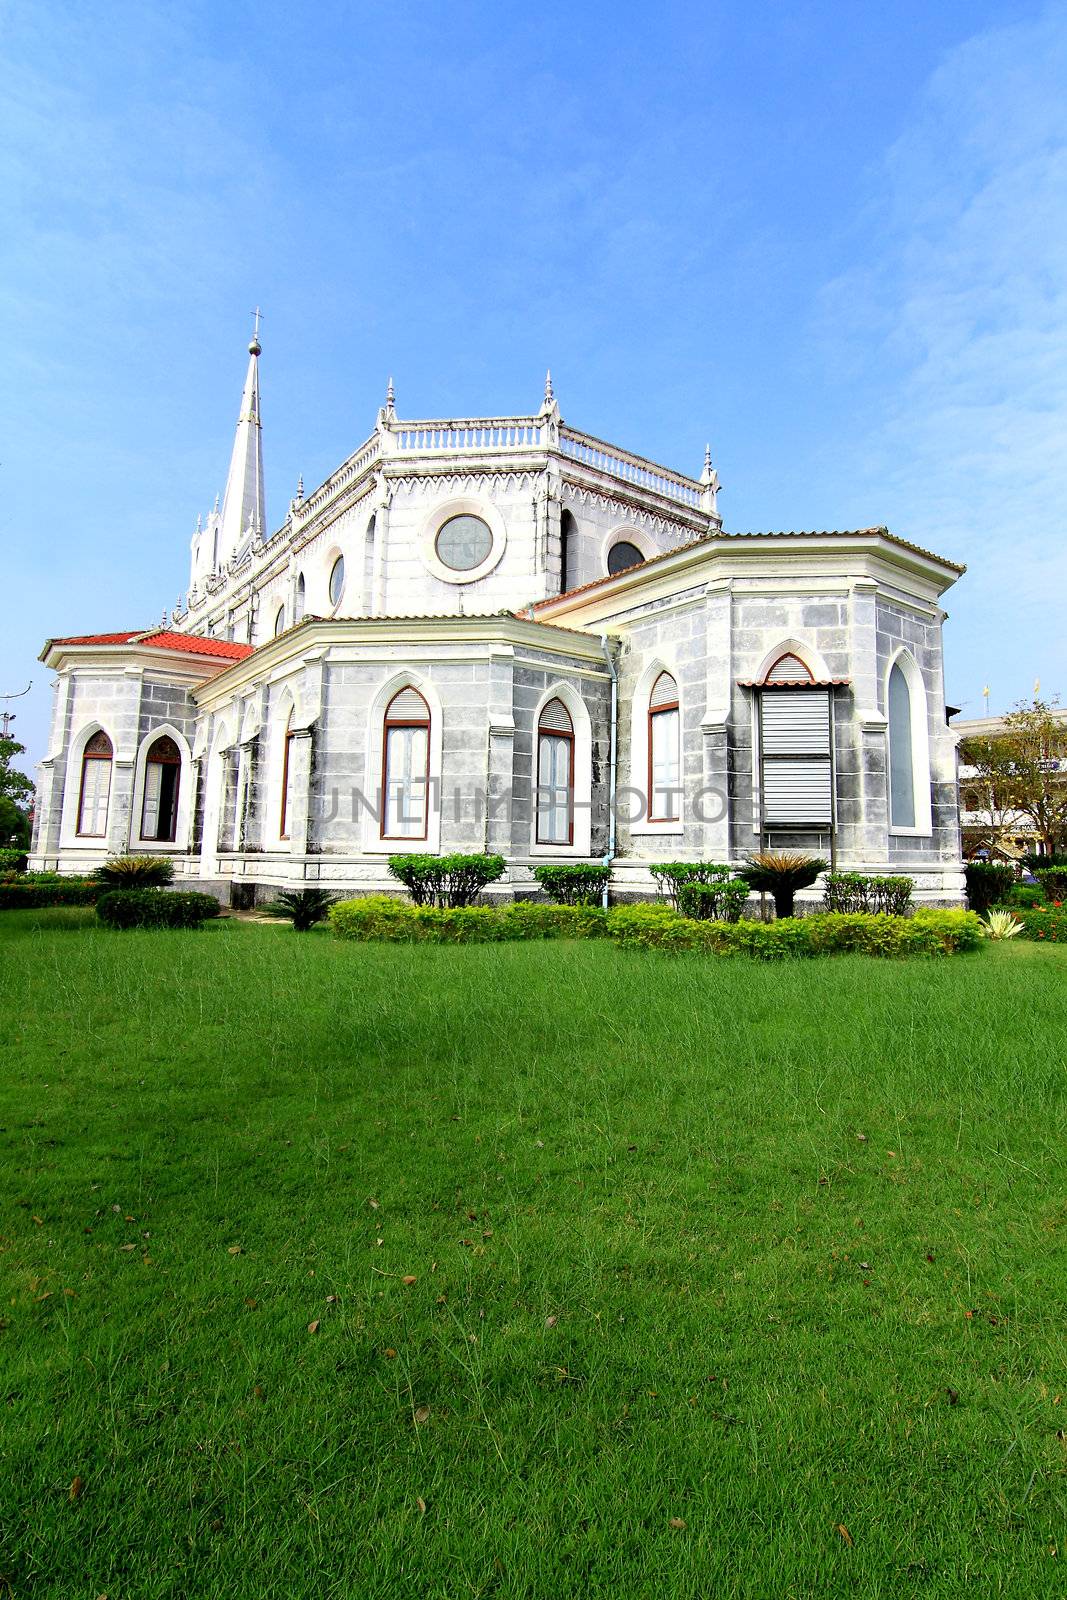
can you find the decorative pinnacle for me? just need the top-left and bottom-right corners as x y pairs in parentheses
(544, 368), (554, 405)
(195, 512), (202, 533)
(249, 306), (262, 356)
(704, 442), (713, 474)
(161, 609), (168, 629)
(385, 375), (396, 411)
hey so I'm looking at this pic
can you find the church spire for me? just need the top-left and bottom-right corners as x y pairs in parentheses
(217, 313), (266, 564)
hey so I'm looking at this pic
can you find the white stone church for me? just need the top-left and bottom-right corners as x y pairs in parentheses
(31, 329), (966, 904)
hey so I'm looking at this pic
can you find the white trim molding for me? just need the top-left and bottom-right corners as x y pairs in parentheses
(885, 647), (933, 837)
(529, 680), (593, 858)
(419, 497), (507, 586)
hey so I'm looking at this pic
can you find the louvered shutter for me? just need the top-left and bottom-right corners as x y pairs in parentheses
(649, 672), (678, 710)
(387, 687), (429, 723)
(538, 698), (573, 734)
(760, 689), (832, 825)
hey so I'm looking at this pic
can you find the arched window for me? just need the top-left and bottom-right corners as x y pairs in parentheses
(648, 672), (680, 822)
(765, 652), (813, 684)
(141, 735), (181, 842)
(77, 731), (113, 838)
(560, 509), (577, 593)
(212, 529), (219, 570)
(888, 662), (915, 828)
(279, 712), (295, 840)
(329, 555), (345, 608)
(607, 540), (644, 577)
(294, 573), (306, 624)
(363, 514), (376, 612)
(381, 688), (430, 840)
(536, 699), (574, 844)
(273, 604), (286, 637)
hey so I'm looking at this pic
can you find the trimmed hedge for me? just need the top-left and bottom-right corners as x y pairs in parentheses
(329, 896), (981, 959)
(648, 862), (736, 908)
(330, 896), (607, 943)
(0, 848), (28, 874)
(96, 889), (222, 929)
(532, 863), (611, 905)
(964, 861), (1016, 915)
(0, 877), (101, 909)
(823, 873), (914, 915)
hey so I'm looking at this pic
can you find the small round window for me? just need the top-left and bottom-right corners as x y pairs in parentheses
(607, 540), (645, 576)
(329, 555), (345, 607)
(435, 514), (493, 572)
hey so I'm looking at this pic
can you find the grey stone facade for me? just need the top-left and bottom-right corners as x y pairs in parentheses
(32, 349), (966, 905)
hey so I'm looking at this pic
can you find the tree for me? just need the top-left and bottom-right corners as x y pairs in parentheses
(959, 699), (1067, 858)
(0, 735), (34, 849)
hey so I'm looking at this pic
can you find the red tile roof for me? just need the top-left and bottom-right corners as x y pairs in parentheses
(137, 630), (254, 659)
(48, 629), (255, 660)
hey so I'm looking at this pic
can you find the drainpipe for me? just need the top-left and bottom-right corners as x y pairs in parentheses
(600, 634), (618, 907)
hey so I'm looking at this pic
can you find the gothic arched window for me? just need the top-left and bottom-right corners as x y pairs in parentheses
(294, 573), (306, 624)
(560, 509), (578, 594)
(648, 672), (680, 822)
(381, 688), (430, 840)
(279, 712), (295, 840)
(141, 735), (181, 842)
(888, 662), (916, 828)
(536, 698), (574, 844)
(607, 540), (644, 577)
(273, 604), (286, 637)
(77, 731), (113, 838)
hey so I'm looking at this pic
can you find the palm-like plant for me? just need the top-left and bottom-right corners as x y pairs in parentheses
(93, 855), (175, 888)
(739, 852), (828, 920)
(980, 908), (1023, 940)
(263, 888), (337, 931)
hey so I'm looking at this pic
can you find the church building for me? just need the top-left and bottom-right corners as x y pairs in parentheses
(31, 329), (966, 905)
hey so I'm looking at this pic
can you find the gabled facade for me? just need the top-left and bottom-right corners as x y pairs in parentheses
(32, 332), (966, 904)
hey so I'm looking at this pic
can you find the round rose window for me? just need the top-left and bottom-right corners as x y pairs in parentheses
(435, 514), (493, 572)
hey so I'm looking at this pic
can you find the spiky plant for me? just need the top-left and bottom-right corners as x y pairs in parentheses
(93, 855), (175, 888)
(980, 908), (1023, 940)
(263, 888), (338, 931)
(738, 852), (828, 920)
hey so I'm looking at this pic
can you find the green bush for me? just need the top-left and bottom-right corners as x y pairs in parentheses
(676, 877), (750, 923)
(1034, 868), (1067, 902)
(532, 863), (611, 905)
(330, 895), (606, 944)
(0, 847), (28, 874)
(823, 873), (914, 915)
(0, 877), (101, 909)
(1010, 905), (1067, 943)
(1021, 851), (1067, 874)
(1006, 883), (1045, 909)
(93, 855), (176, 888)
(963, 861), (1016, 915)
(386, 853), (506, 907)
(96, 889), (221, 929)
(261, 888), (338, 931)
(648, 862), (736, 908)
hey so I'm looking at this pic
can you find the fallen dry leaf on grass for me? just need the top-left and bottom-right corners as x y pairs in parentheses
(69, 1476), (84, 1501)
(402, 1276), (417, 1287)
(835, 1524), (853, 1546)
(413, 1405), (430, 1425)
(545, 1315), (558, 1328)
(416, 1497), (427, 1515)
(228, 1245), (242, 1256)
(669, 1517), (686, 1530)
(307, 1320), (320, 1335)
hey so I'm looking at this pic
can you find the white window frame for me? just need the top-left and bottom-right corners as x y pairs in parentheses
(362, 672), (443, 855)
(131, 724), (192, 851)
(885, 649), (933, 837)
(529, 683), (593, 858)
(630, 660), (684, 836)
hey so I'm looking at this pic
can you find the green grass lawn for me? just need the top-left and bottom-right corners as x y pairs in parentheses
(1, 911), (1065, 1599)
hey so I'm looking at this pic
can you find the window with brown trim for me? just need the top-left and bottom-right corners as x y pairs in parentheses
(648, 671), (680, 821)
(279, 713), (295, 840)
(381, 687), (430, 840)
(141, 734), (181, 842)
(536, 698), (574, 844)
(77, 731), (113, 838)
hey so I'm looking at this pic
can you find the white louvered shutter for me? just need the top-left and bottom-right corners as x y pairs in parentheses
(760, 689), (832, 825)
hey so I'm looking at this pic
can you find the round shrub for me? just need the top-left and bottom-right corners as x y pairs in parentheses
(963, 861), (1016, 915)
(532, 863), (610, 905)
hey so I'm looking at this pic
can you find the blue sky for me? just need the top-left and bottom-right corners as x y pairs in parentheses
(3, 0), (1065, 764)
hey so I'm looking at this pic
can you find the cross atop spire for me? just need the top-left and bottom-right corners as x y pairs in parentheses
(249, 306), (262, 355)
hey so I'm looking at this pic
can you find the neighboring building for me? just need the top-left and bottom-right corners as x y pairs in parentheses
(31, 330), (967, 904)
(952, 707), (1067, 861)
